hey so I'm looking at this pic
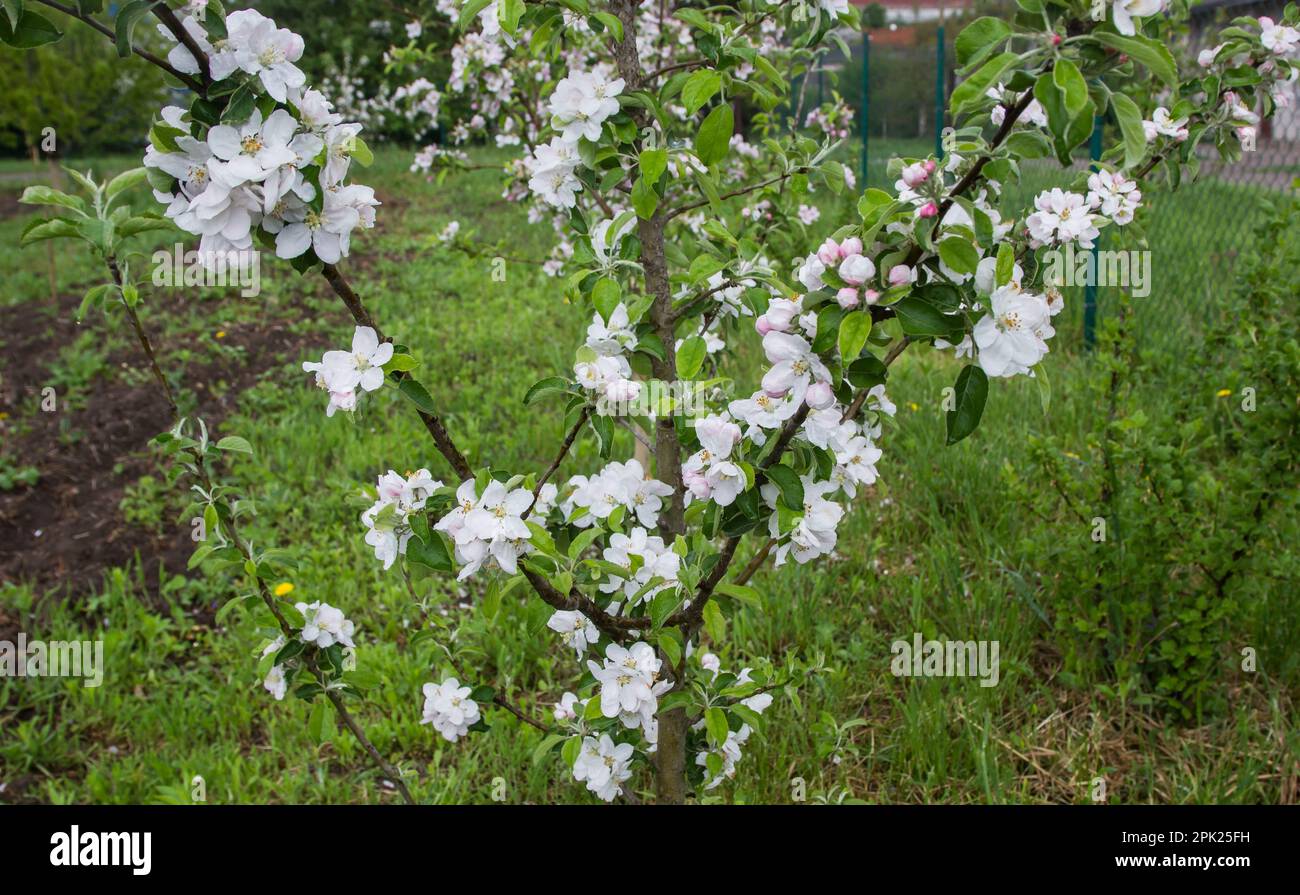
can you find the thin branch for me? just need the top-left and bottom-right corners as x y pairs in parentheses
(152, 1), (212, 86)
(492, 695), (551, 733)
(667, 171), (797, 220)
(525, 406), (591, 518)
(32, 0), (204, 91)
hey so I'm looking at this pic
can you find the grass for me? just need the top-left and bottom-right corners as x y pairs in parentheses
(0, 143), (1295, 805)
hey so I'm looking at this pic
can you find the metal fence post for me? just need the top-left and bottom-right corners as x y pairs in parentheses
(860, 30), (869, 188)
(935, 25), (946, 159)
(1084, 114), (1103, 348)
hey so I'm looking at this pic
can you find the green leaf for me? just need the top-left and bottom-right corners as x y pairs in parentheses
(531, 734), (568, 766)
(1, 1), (20, 31)
(113, 0), (155, 58)
(838, 310), (872, 363)
(949, 52), (1018, 116)
(937, 237), (980, 276)
(715, 582), (761, 608)
(764, 464), (803, 512)
(893, 296), (963, 340)
(658, 627), (683, 669)
(1093, 32), (1178, 86)
(705, 707), (729, 748)
(1052, 58), (1089, 118)
(500, 0), (525, 35)
(381, 353), (418, 374)
(215, 435), (254, 455)
(1033, 362), (1051, 415)
(631, 175), (658, 220)
(638, 148), (667, 186)
(682, 69), (722, 115)
(1110, 92), (1147, 170)
(945, 364), (988, 445)
(350, 136), (374, 167)
(560, 735), (582, 767)
(676, 335), (707, 380)
(407, 532), (455, 573)
(648, 588), (683, 628)
(693, 104), (733, 167)
(398, 377), (439, 414)
(955, 16), (1011, 67)
(523, 375), (570, 406)
(589, 11), (623, 40)
(458, 0), (494, 31)
(105, 167), (147, 201)
(117, 215), (175, 239)
(592, 277), (621, 323)
(308, 699), (336, 745)
(703, 600), (726, 642)
(995, 242), (1014, 287)
(18, 186), (85, 214)
(0, 7), (62, 48)
(75, 283), (114, 321)
(19, 216), (79, 247)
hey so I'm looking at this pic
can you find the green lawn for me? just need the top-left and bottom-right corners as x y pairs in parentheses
(0, 145), (1295, 805)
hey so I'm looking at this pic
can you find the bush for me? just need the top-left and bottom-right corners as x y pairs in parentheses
(1010, 198), (1300, 719)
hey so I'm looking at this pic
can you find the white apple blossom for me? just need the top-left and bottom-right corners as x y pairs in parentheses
(973, 284), (1053, 378)
(263, 665), (287, 701)
(547, 610), (601, 658)
(589, 641), (662, 722)
(420, 677), (481, 742)
(1026, 188), (1101, 249)
(296, 600), (356, 648)
(1112, 0), (1164, 38)
(572, 734), (634, 801)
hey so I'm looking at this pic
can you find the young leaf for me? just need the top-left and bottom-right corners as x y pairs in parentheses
(693, 104), (734, 167)
(682, 69), (722, 115)
(676, 335), (707, 380)
(1110, 92), (1148, 170)
(838, 310), (872, 363)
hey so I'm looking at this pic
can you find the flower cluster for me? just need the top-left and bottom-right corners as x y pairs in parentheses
(577, 303), (640, 402)
(573, 734), (634, 801)
(694, 656), (775, 789)
(144, 9), (378, 265)
(598, 528), (682, 606)
(683, 415), (746, 506)
(360, 468), (441, 570)
(435, 479), (535, 579)
(421, 677), (481, 742)
(562, 460), (673, 530)
(588, 642), (666, 731)
(302, 325), (393, 417)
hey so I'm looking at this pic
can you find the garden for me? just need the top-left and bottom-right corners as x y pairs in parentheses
(0, 0), (1296, 807)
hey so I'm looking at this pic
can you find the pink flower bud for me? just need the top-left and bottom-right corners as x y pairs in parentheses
(816, 238), (841, 266)
(888, 264), (912, 287)
(923, 159), (937, 174)
(836, 287), (861, 309)
(864, 289), (880, 306)
(755, 315), (774, 336)
(1051, 33), (1062, 46)
(765, 387), (790, 399)
(805, 381), (835, 409)
(840, 237), (863, 256)
(918, 201), (939, 218)
(901, 162), (928, 188)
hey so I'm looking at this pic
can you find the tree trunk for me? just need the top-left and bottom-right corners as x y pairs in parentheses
(609, 0), (690, 803)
